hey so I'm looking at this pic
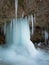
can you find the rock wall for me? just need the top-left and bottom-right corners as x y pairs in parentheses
(0, 0), (15, 23)
(35, 0), (49, 27)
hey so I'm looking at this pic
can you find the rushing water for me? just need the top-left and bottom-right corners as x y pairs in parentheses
(13, 18), (37, 57)
(0, 18), (49, 65)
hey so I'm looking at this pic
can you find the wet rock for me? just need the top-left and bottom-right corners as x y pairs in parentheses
(0, 35), (5, 45)
(31, 26), (42, 43)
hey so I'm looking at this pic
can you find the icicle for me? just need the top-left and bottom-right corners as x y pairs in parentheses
(15, 0), (18, 18)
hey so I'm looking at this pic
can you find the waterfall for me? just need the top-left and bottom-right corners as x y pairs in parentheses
(0, 0), (49, 65)
(2, 17), (49, 65)
(4, 21), (13, 46)
(13, 0), (36, 56)
(12, 17), (37, 56)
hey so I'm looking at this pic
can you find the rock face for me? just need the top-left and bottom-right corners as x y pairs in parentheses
(17, 0), (36, 17)
(35, 0), (49, 27)
(30, 0), (49, 44)
(0, 0), (15, 23)
(17, 0), (49, 33)
(0, 0), (49, 28)
(0, 27), (5, 44)
(31, 26), (42, 43)
(18, 0), (49, 27)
